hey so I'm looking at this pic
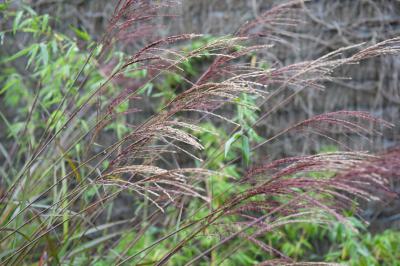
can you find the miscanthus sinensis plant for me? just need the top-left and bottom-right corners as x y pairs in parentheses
(0, 0), (399, 265)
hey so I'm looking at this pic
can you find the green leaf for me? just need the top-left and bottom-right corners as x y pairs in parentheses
(0, 32), (4, 45)
(70, 25), (91, 42)
(22, 5), (37, 16)
(41, 14), (49, 32)
(26, 43), (39, 68)
(68, 231), (122, 257)
(39, 42), (49, 65)
(13, 11), (23, 34)
(241, 134), (250, 166)
(138, 82), (153, 96)
(1, 45), (31, 63)
(7, 122), (24, 138)
(0, 75), (18, 94)
(0, 112), (21, 140)
(224, 131), (242, 158)
(0, 3), (9, 12)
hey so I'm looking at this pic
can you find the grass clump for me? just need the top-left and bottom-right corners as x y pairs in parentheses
(0, 1), (399, 265)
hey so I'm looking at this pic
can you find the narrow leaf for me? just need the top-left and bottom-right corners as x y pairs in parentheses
(13, 11), (23, 34)
(242, 134), (250, 166)
(224, 131), (242, 158)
